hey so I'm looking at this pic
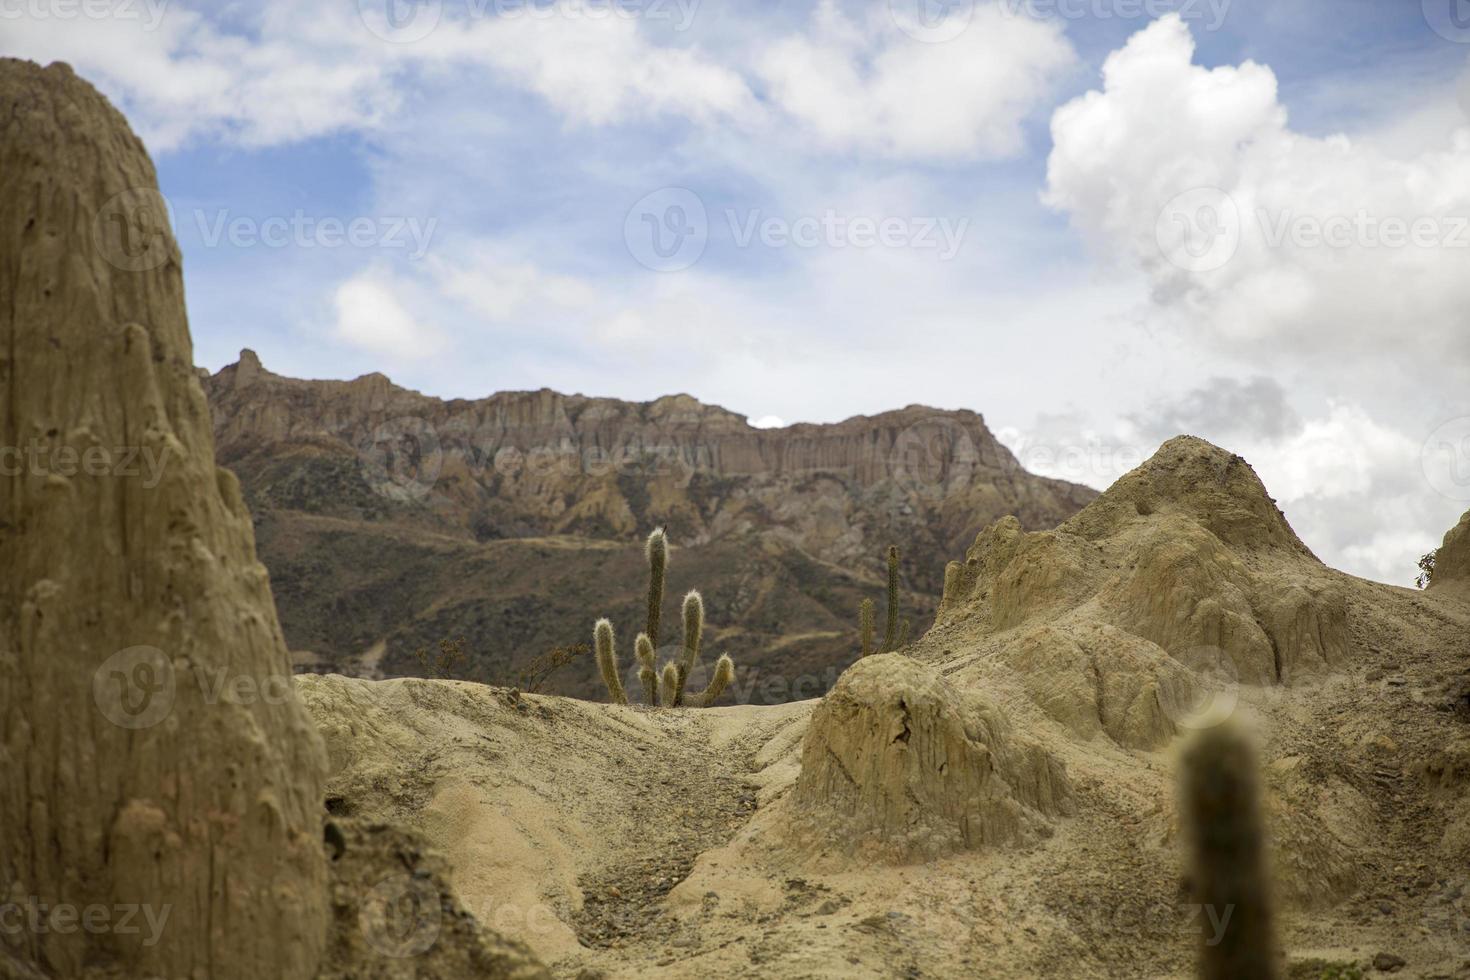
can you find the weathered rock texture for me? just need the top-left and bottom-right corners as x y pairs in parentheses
(0, 60), (328, 978)
(201, 353), (1097, 701)
(787, 654), (1072, 862)
(937, 437), (1349, 749)
(1430, 509), (1470, 597)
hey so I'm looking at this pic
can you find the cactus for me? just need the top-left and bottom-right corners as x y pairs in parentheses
(674, 590), (703, 705)
(591, 530), (736, 710)
(635, 632), (659, 706)
(882, 545), (900, 652)
(594, 618), (627, 705)
(659, 661), (679, 708)
(645, 528), (668, 649)
(859, 599), (875, 658)
(1180, 722), (1279, 980)
(693, 653), (734, 707)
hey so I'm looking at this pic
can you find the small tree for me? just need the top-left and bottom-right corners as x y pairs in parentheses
(1418, 550), (1438, 589)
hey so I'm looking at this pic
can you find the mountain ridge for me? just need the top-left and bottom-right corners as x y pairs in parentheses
(202, 351), (1099, 701)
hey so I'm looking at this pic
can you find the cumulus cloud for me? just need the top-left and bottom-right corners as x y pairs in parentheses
(1044, 14), (1470, 367)
(3, 0), (1074, 161)
(758, 1), (1075, 160)
(0, 4), (397, 149)
(331, 269), (444, 359)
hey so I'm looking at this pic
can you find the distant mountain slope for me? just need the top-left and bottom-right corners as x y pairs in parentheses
(202, 351), (1097, 702)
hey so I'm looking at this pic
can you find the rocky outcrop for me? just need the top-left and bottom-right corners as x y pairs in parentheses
(938, 437), (1349, 749)
(0, 60), (328, 978)
(785, 655), (1072, 862)
(1430, 509), (1470, 597)
(204, 351), (1096, 579)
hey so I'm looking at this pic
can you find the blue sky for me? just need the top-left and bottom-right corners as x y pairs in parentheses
(6, 0), (1470, 585)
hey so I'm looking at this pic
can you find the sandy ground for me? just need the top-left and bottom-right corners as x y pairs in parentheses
(296, 561), (1470, 979)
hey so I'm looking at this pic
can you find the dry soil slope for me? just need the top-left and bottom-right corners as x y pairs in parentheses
(300, 437), (1470, 978)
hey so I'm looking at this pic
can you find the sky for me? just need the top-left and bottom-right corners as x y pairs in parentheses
(5, 0), (1470, 586)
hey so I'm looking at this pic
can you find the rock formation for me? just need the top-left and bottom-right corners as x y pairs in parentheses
(201, 352), (1097, 699)
(1429, 508), (1470, 597)
(936, 437), (1349, 748)
(0, 60), (329, 977)
(785, 654), (1073, 862)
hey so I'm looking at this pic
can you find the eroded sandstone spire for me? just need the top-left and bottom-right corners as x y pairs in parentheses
(0, 59), (328, 978)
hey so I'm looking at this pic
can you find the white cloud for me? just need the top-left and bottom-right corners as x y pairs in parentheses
(4, 0), (1074, 162)
(0, 5), (396, 149)
(1044, 14), (1470, 368)
(331, 269), (443, 359)
(758, 1), (1075, 160)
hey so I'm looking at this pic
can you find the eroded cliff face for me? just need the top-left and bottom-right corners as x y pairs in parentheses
(0, 59), (328, 979)
(205, 350), (1094, 572)
(201, 353), (1097, 699)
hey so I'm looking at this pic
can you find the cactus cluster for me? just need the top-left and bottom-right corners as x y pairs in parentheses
(594, 528), (736, 708)
(858, 545), (909, 656)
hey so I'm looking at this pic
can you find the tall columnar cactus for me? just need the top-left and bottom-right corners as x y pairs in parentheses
(882, 545), (901, 652)
(592, 530), (737, 710)
(859, 599), (875, 658)
(674, 590), (703, 705)
(1180, 722), (1279, 980)
(645, 527), (668, 649)
(635, 632), (659, 706)
(659, 662), (679, 708)
(693, 654), (735, 707)
(594, 618), (628, 705)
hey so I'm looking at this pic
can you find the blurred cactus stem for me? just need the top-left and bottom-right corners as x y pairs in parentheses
(635, 632), (659, 707)
(674, 589), (703, 705)
(1180, 721), (1279, 980)
(882, 545), (900, 652)
(645, 528), (668, 649)
(694, 654), (735, 707)
(594, 618), (628, 706)
(859, 598), (875, 658)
